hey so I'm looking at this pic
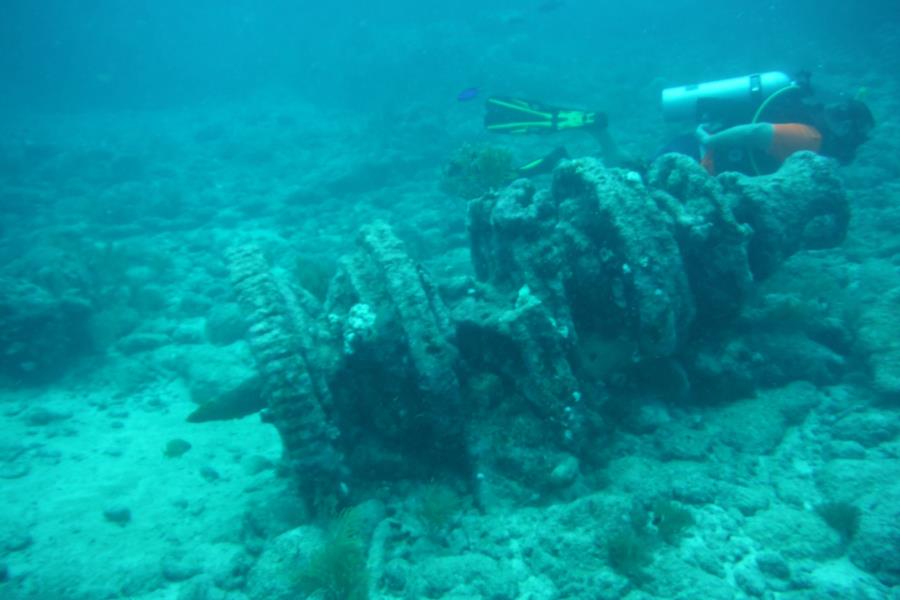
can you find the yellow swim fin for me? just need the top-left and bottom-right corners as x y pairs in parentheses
(485, 96), (607, 134)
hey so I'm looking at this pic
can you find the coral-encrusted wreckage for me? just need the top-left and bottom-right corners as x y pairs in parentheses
(227, 152), (850, 506)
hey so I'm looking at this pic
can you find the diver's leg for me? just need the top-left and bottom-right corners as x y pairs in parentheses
(590, 127), (624, 166)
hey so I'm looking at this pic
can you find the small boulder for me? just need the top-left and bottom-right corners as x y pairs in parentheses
(205, 302), (247, 346)
(103, 505), (132, 526)
(165, 439), (192, 458)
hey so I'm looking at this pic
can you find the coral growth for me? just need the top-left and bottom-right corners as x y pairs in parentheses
(440, 143), (516, 200)
(294, 508), (369, 600)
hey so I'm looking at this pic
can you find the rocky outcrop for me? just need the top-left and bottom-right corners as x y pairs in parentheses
(0, 277), (93, 384)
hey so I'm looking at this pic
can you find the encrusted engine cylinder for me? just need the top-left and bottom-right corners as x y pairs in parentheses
(227, 153), (849, 494)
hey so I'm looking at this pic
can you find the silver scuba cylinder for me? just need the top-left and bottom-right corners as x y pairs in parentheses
(662, 71), (792, 122)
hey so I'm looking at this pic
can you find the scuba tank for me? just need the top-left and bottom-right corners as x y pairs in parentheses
(662, 71), (793, 123)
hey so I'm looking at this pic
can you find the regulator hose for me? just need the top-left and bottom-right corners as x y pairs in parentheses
(749, 82), (801, 175)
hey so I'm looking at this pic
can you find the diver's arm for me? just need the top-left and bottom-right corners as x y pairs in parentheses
(697, 123), (774, 152)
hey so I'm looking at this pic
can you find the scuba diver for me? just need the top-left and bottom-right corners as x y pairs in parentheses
(484, 71), (875, 177)
(661, 71), (875, 175)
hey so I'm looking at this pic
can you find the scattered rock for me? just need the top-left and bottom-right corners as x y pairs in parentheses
(242, 493), (309, 543)
(180, 292), (214, 317)
(670, 471), (720, 506)
(103, 505), (132, 526)
(245, 527), (323, 600)
(824, 440), (867, 459)
(381, 558), (409, 594)
(855, 290), (900, 398)
(734, 561), (766, 597)
(116, 557), (165, 597)
(832, 411), (900, 448)
(689, 544), (726, 578)
(708, 393), (787, 456)
(872, 350), (900, 398)
(849, 483), (900, 586)
(0, 276), (94, 383)
(755, 550), (790, 580)
(200, 466), (221, 482)
(165, 439), (192, 458)
(1, 403), (26, 417)
(817, 459), (897, 504)
(204, 303), (246, 346)
(34, 447), (62, 465)
(745, 507), (841, 561)
(2, 527), (32, 552)
(654, 422), (712, 461)
(23, 406), (72, 426)
(806, 558), (892, 599)
(211, 547), (252, 591)
(176, 576), (222, 600)
(161, 552), (203, 583)
(172, 319), (207, 344)
(0, 463), (30, 479)
(116, 332), (171, 354)
(548, 454), (580, 488)
(0, 444), (37, 479)
(406, 553), (515, 599)
(132, 284), (169, 312)
(243, 455), (273, 475)
(719, 484), (770, 516)
(769, 380), (822, 424)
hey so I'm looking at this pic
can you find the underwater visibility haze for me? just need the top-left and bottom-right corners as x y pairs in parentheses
(1, 1), (899, 598)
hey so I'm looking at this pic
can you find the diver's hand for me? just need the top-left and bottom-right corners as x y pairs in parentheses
(695, 124), (712, 147)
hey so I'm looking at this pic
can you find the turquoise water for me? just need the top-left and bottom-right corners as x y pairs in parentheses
(1, 2), (899, 598)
